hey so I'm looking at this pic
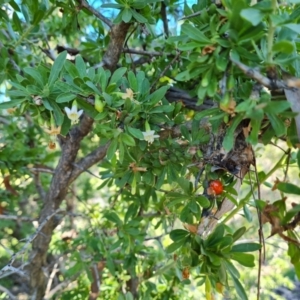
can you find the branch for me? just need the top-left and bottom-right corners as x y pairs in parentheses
(28, 19), (131, 297)
(180, 11), (203, 20)
(0, 209), (64, 280)
(44, 276), (79, 300)
(230, 57), (287, 90)
(282, 73), (300, 143)
(123, 48), (163, 57)
(77, 0), (113, 28)
(0, 284), (17, 300)
(33, 172), (47, 202)
(151, 50), (181, 90)
(166, 86), (215, 111)
(102, 22), (131, 71)
(160, 2), (169, 38)
(231, 58), (300, 142)
(0, 215), (34, 222)
(69, 143), (110, 183)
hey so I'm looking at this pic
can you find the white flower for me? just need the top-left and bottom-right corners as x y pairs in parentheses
(64, 103), (83, 124)
(142, 130), (159, 144)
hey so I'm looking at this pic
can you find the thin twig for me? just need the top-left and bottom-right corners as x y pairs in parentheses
(77, 0), (113, 28)
(0, 215), (34, 222)
(160, 2), (169, 38)
(150, 50), (181, 90)
(72, 163), (102, 180)
(230, 58), (287, 90)
(180, 10), (203, 20)
(123, 48), (163, 57)
(45, 263), (59, 296)
(250, 150), (265, 300)
(0, 284), (17, 300)
(0, 209), (65, 279)
(33, 172), (47, 201)
(123, 25), (139, 73)
(44, 277), (79, 299)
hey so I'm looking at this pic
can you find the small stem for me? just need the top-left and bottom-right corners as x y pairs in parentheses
(266, 0), (278, 64)
(14, 24), (35, 48)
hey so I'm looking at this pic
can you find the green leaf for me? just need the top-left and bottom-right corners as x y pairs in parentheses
(127, 126), (144, 140)
(247, 110), (263, 145)
(95, 111), (108, 121)
(273, 40), (295, 54)
(277, 182), (300, 195)
(283, 204), (300, 224)
(166, 240), (185, 254)
(120, 133), (136, 146)
(169, 229), (189, 242)
(125, 292), (134, 300)
(224, 259), (240, 279)
(181, 23), (211, 44)
(124, 226), (140, 236)
(232, 227), (246, 242)
(60, 115), (71, 136)
(266, 113), (286, 136)
(105, 211), (123, 226)
(122, 8), (132, 22)
(50, 100), (64, 126)
(0, 99), (26, 109)
(9, 81), (30, 93)
(75, 55), (86, 78)
(195, 195), (210, 208)
(130, 1), (148, 9)
(166, 192), (188, 202)
(109, 67), (127, 85)
(264, 101), (290, 114)
(177, 177), (192, 195)
(180, 204), (192, 223)
(231, 243), (261, 252)
(243, 205), (252, 222)
(56, 92), (77, 103)
(64, 60), (80, 78)
(206, 224), (225, 247)
(131, 9), (148, 23)
(147, 86), (169, 106)
(128, 71), (138, 92)
(24, 67), (45, 87)
(223, 114), (244, 151)
(240, 8), (264, 26)
(189, 199), (200, 214)
(149, 105), (174, 113)
(107, 139), (118, 160)
(283, 23), (300, 34)
(85, 81), (101, 95)
(194, 108), (220, 120)
(48, 51), (67, 87)
(9, 0), (20, 12)
(231, 274), (248, 300)
(230, 252), (255, 267)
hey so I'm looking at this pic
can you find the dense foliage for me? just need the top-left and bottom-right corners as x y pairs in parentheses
(0, 0), (300, 299)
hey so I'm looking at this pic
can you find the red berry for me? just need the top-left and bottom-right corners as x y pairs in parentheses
(209, 180), (223, 195)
